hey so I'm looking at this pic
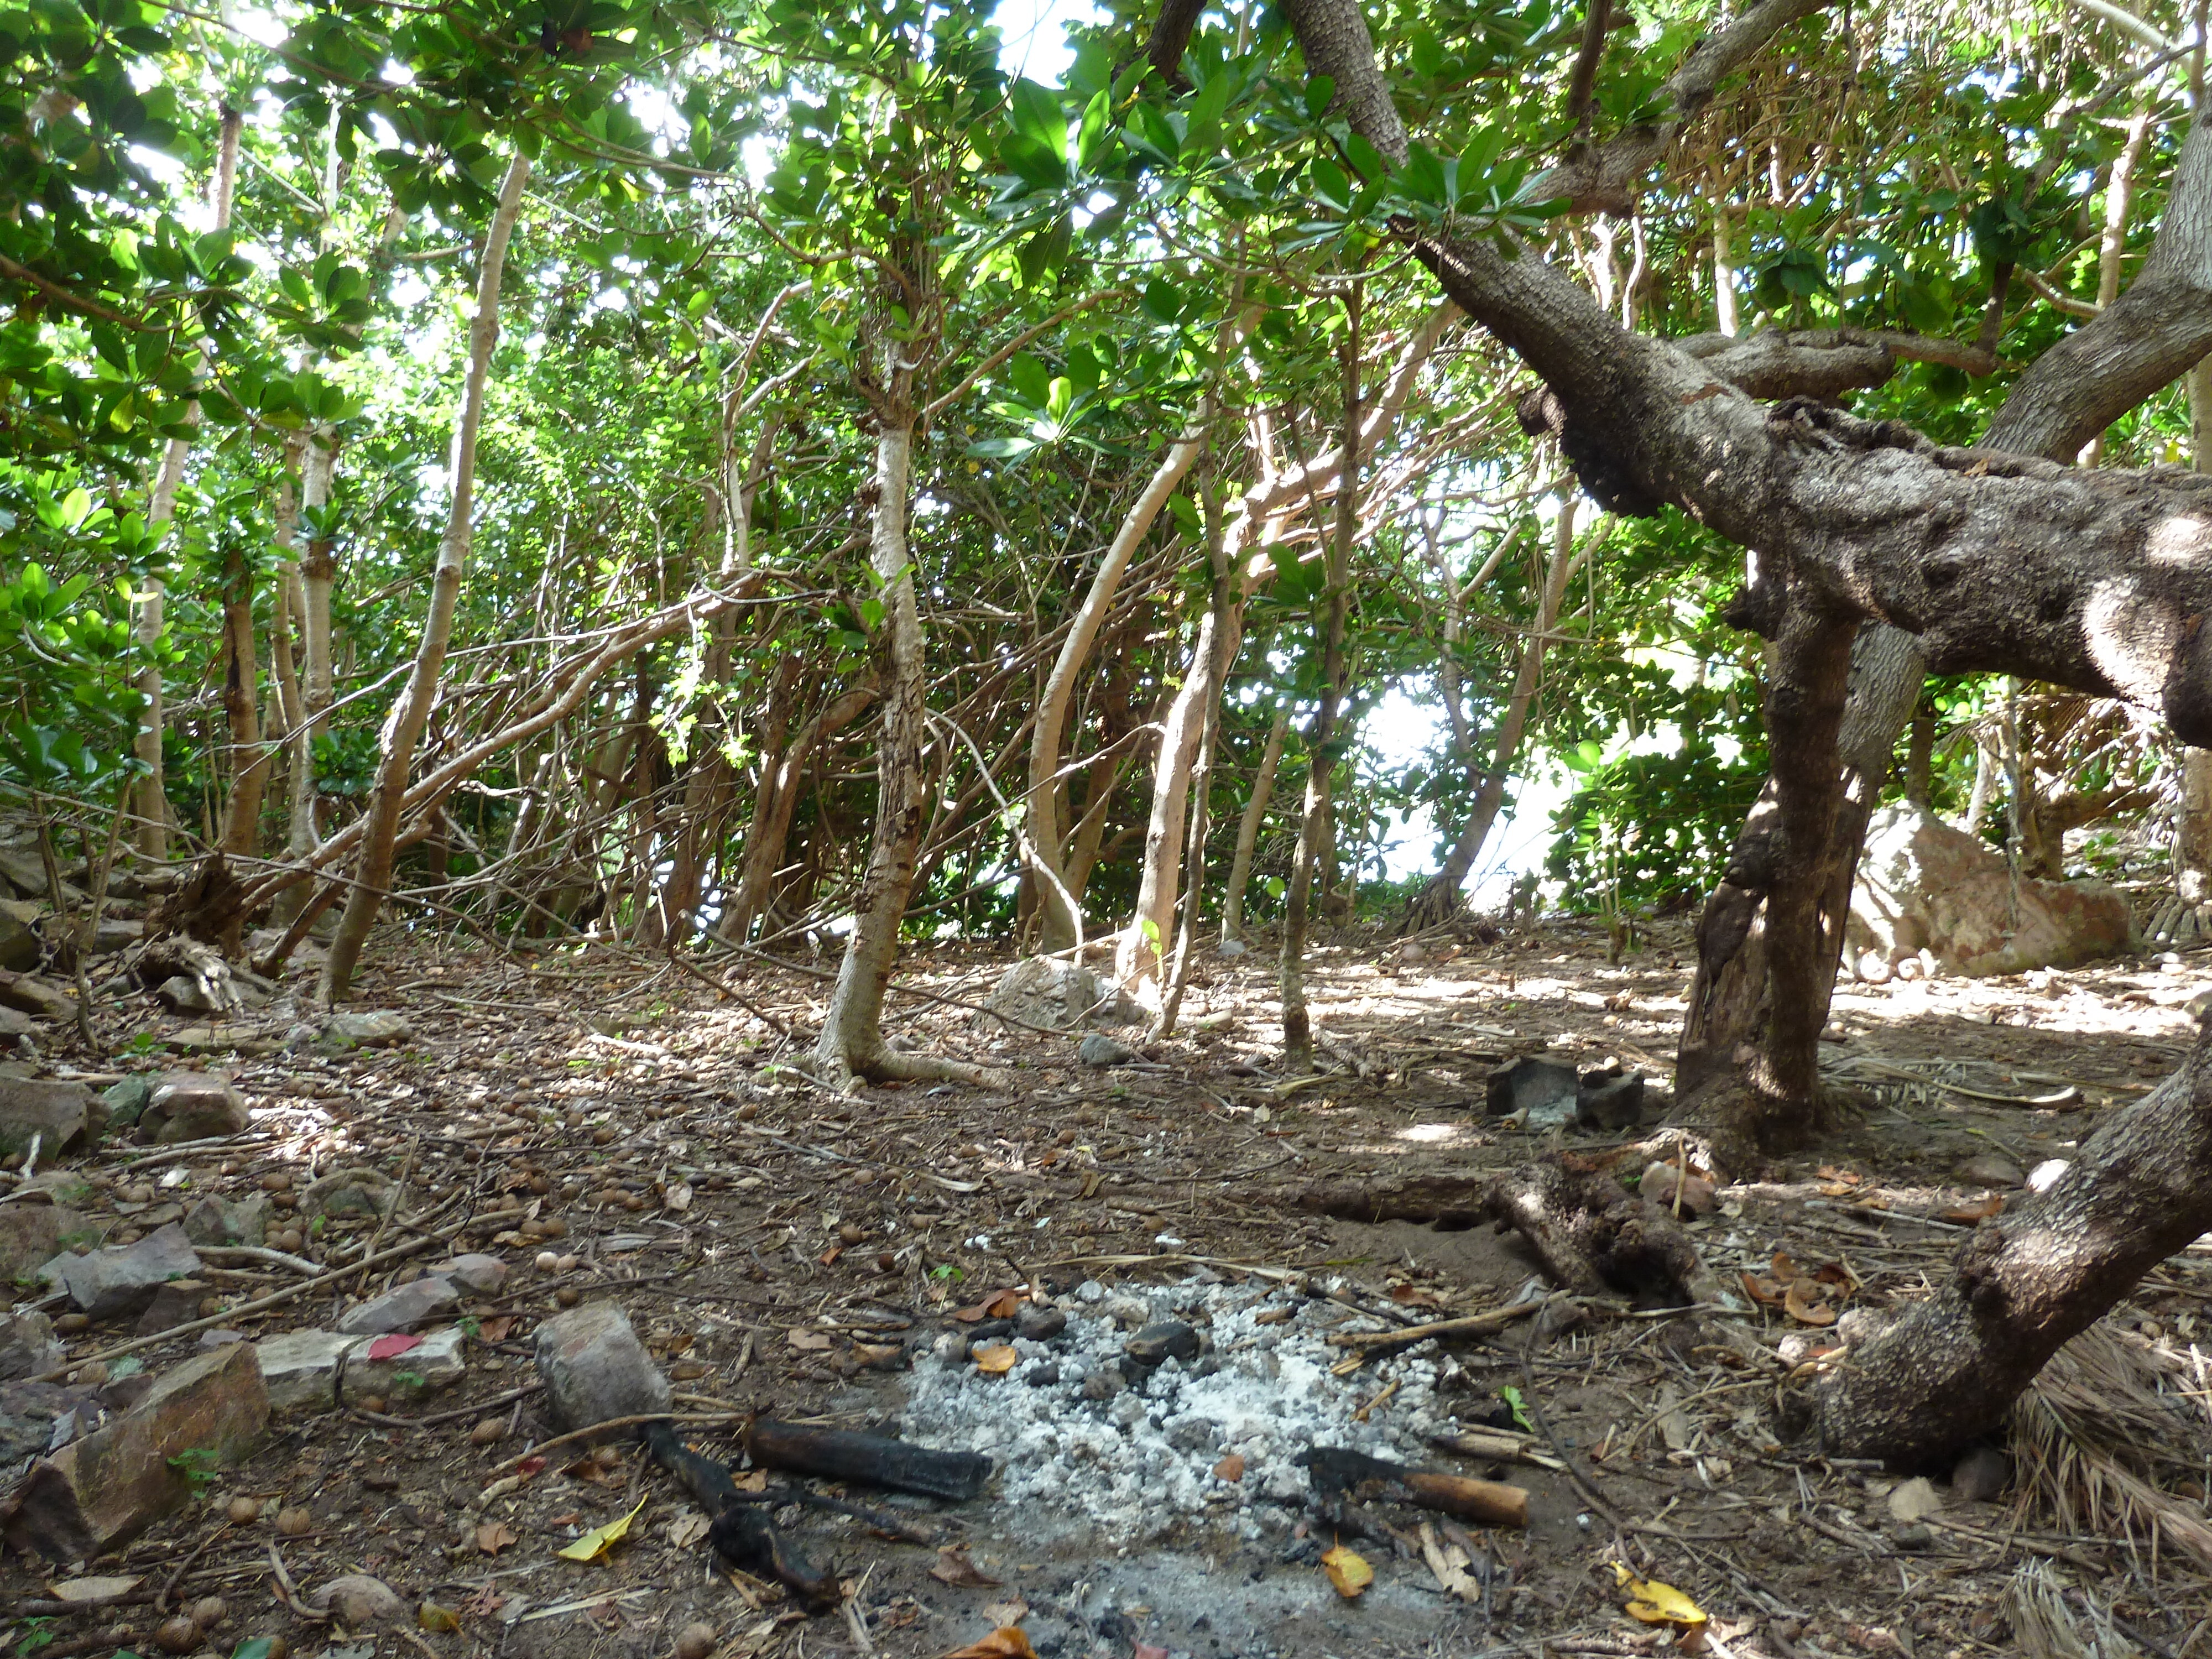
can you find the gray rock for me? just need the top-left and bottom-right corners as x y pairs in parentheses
(1951, 1444), (2012, 1503)
(1893, 1523), (1934, 1551)
(181, 1191), (269, 1248)
(1015, 1304), (1067, 1341)
(1577, 1066), (1646, 1131)
(0, 910), (38, 974)
(0, 846), (52, 900)
(155, 974), (224, 1015)
(0, 1311), (61, 1380)
(1216, 938), (1250, 958)
(0, 1204), (89, 1287)
(1956, 1152), (2025, 1188)
(134, 1279), (210, 1336)
(337, 1275), (459, 1336)
(1079, 1033), (1140, 1068)
(140, 1072), (248, 1145)
(0, 1076), (103, 1161)
(534, 1302), (669, 1437)
(86, 919), (141, 957)
(325, 1011), (412, 1050)
(1125, 1321), (1200, 1366)
(254, 1329), (361, 1413)
(0, 974), (77, 1023)
(0, 1378), (83, 1462)
(298, 1167), (394, 1222)
(437, 1253), (508, 1296)
(985, 957), (1142, 1031)
(1027, 1361), (1060, 1386)
(40, 1223), (201, 1320)
(101, 1074), (152, 1130)
(1100, 1295), (1149, 1328)
(1486, 1056), (1578, 1119)
(1081, 1366), (1125, 1401)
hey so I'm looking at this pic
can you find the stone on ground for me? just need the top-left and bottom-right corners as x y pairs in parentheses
(101, 1074), (152, 1130)
(0, 1311), (61, 1381)
(310, 1574), (405, 1626)
(337, 1275), (459, 1335)
(134, 1279), (212, 1336)
(40, 1223), (201, 1320)
(985, 957), (1141, 1030)
(155, 974), (227, 1015)
(1485, 1055), (1578, 1120)
(1956, 1152), (2025, 1188)
(1849, 802), (2135, 978)
(0, 971), (77, 1023)
(0, 910), (38, 974)
(0, 1203), (88, 1285)
(182, 1191), (269, 1248)
(298, 1167), (394, 1222)
(1575, 1065), (1645, 1130)
(255, 1327), (466, 1415)
(0, 1075), (104, 1160)
(325, 1010), (412, 1049)
(139, 1072), (248, 1144)
(534, 1302), (669, 1436)
(1078, 1032), (1140, 1068)
(1, 1341), (268, 1561)
(439, 1253), (508, 1295)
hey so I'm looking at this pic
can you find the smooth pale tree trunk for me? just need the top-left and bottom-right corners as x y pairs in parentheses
(1282, 290), (1364, 1071)
(293, 439), (336, 848)
(319, 152), (530, 1001)
(812, 358), (999, 1089)
(1221, 703), (1288, 941)
(216, 531), (270, 864)
(135, 105), (243, 862)
(1119, 302), (1460, 992)
(1401, 501), (1585, 931)
(1157, 484), (1235, 1035)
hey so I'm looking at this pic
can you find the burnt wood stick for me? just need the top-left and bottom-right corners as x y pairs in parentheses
(643, 1423), (842, 1609)
(743, 1418), (990, 1501)
(1302, 1444), (1531, 1528)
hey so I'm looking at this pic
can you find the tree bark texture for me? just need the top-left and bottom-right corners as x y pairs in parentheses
(319, 150), (530, 1001)
(1221, 702), (1288, 941)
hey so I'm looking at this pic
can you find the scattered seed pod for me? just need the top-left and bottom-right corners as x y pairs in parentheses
(275, 1506), (312, 1537)
(261, 1172), (292, 1192)
(555, 1285), (581, 1307)
(536, 1217), (568, 1240)
(534, 1250), (560, 1272)
(527, 1172), (551, 1195)
(154, 1614), (200, 1653)
(253, 1640), (288, 1659)
(75, 1361), (109, 1385)
(469, 1417), (505, 1446)
(591, 1125), (617, 1145)
(190, 1596), (227, 1630)
(356, 1395), (387, 1414)
(55, 1312), (89, 1334)
(554, 1253), (580, 1274)
(876, 1251), (896, 1272)
(674, 1622), (718, 1659)
(197, 1295), (224, 1319)
(838, 1222), (865, 1245)
(226, 1496), (262, 1525)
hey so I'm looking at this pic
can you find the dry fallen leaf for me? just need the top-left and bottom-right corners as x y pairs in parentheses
(667, 1511), (712, 1550)
(1613, 1563), (1707, 1629)
(476, 1521), (519, 1556)
(46, 1575), (140, 1603)
(418, 1602), (461, 1633)
(786, 1328), (832, 1352)
(1740, 1271), (1785, 1307)
(1783, 1279), (1837, 1327)
(1213, 1452), (1245, 1483)
(1943, 1194), (2004, 1223)
(982, 1287), (1022, 1319)
(979, 1599), (1029, 1628)
(556, 1497), (646, 1562)
(1770, 1251), (1802, 1285)
(940, 1632), (1037, 1659)
(663, 1181), (693, 1213)
(930, 1546), (1002, 1588)
(1322, 1543), (1373, 1600)
(973, 1344), (1019, 1375)
(1418, 1523), (1483, 1603)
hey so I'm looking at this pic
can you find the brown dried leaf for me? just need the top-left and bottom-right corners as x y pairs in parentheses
(1783, 1280), (1837, 1327)
(663, 1182), (693, 1213)
(1943, 1195), (2004, 1223)
(666, 1511), (711, 1550)
(1214, 1452), (1245, 1483)
(476, 1521), (519, 1556)
(1740, 1272), (1785, 1307)
(786, 1328), (832, 1352)
(973, 1344), (1019, 1375)
(931, 1546), (1003, 1589)
(1770, 1251), (1801, 1285)
(982, 1287), (1022, 1319)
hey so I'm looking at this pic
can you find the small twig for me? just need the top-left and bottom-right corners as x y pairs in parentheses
(484, 1411), (743, 1477)
(157, 1521), (231, 1613)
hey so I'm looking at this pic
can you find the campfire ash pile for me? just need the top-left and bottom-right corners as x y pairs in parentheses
(902, 1273), (1461, 1541)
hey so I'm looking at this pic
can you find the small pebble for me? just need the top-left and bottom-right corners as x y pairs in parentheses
(1015, 1305), (1067, 1341)
(55, 1312), (89, 1334)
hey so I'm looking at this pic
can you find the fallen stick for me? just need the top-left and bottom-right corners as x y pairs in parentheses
(642, 1422), (840, 1609)
(743, 1417), (991, 1501)
(1427, 1430), (1567, 1473)
(1302, 1445), (1530, 1529)
(1326, 1297), (1550, 1353)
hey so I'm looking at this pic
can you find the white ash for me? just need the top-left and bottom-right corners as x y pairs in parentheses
(900, 1276), (1450, 1543)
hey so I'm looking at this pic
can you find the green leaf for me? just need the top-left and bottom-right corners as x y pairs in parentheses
(1141, 279), (1183, 325)
(1076, 88), (1112, 172)
(1304, 75), (1336, 119)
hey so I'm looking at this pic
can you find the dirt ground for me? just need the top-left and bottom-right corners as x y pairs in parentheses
(4, 911), (2211, 1659)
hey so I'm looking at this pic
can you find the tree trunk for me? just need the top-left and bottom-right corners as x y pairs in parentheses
(1158, 481), (1236, 1035)
(1029, 413), (1214, 952)
(811, 355), (997, 1089)
(1222, 702), (1288, 941)
(215, 531), (267, 938)
(721, 680), (873, 946)
(1812, 1021), (2212, 1463)
(134, 104), (243, 864)
(1902, 701), (1934, 806)
(1282, 286), (1364, 1071)
(319, 151), (530, 1001)
(1402, 499), (1583, 932)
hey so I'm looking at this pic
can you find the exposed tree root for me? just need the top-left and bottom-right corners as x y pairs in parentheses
(832, 1046), (1011, 1093)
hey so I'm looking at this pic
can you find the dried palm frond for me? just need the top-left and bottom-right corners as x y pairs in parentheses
(2004, 1561), (2140, 1659)
(2012, 1319), (2212, 1575)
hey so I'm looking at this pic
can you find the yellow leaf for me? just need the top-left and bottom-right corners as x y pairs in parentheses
(1321, 1544), (1373, 1599)
(557, 1497), (647, 1562)
(942, 1630), (1037, 1658)
(1612, 1563), (1706, 1627)
(974, 1344), (1019, 1375)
